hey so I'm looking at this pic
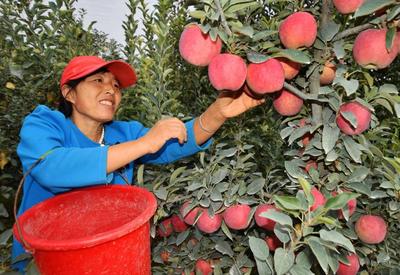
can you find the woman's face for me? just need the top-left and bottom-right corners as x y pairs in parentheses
(66, 71), (122, 123)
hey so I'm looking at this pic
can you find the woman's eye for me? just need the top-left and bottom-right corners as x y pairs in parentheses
(114, 83), (120, 89)
(93, 78), (102, 83)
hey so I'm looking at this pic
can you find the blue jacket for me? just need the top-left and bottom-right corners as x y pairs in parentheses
(12, 105), (211, 272)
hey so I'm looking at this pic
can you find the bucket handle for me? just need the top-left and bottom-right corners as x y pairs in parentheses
(13, 150), (131, 254)
(13, 150), (53, 254)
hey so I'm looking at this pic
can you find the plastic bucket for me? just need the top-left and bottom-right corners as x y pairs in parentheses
(13, 185), (157, 275)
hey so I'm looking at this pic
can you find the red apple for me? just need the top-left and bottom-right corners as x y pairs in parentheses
(179, 24), (222, 66)
(333, 0), (364, 14)
(353, 29), (399, 70)
(310, 187), (326, 211)
(196, 208), (223, 234)
(180, 201), (201, 225)
(265, 235), (282, 251)
(255, 204), (279, 231)
(336, 102), (371, 135)
(273, 89), (303, 116)
(355, 215), (387, 244)
(208, 53), (247, 91)
(276, 57), (301, 80)
(336, 253), (360, 275)
(223, 204), (251, 230)
(246, 58), (285, 94)
(171, 214), (188, 232)
(279, 12), (317, 49)
(195, 259), (213, 275)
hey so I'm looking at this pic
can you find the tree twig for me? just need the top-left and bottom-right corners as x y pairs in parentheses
(333, 14), (387, 41)
(214, 0), (232, 36)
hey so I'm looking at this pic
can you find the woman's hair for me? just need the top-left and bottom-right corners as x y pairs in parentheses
(58, 67), (109, 117)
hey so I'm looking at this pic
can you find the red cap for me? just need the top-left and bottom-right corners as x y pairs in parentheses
(60, 56), (137, 89)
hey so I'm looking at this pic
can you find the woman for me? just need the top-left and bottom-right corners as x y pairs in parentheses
(12, 55), (264, 272)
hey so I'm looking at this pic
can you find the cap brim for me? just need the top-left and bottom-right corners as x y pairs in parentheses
(104, 60), (137, 89)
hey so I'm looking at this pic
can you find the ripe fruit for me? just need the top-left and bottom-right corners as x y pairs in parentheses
(299, 118), (313, 146)
(255, 204), (279, 231)
(320, 62), (336, 85)
(196, 208), (223, 233)
(180, 201), (201, 225)
(355, 215), (387, 244)
(179, 24), (222, 67)
(336, 102), (372, 135)
(223, 204), (251, 230)
(337, 253), (360, 275)
(246, 58), (285, 94)
(265, 235), (282, 251)
(160, 251), (170, 263)
(276, 57), (301, 80)
(333, 0), (364, 14)
(305, 161), (318, 173)
(273, 89), (303, 116)
(310, 187), (326, 211)
(157, 218), (174, 237)
(171, 214), (188, 232)
(195, 259), (213, 275)
(279, 12), (317, 49)
(353, 29), (399, 69)
(332, 191), (357, 219)
(208, 53), (247, 91)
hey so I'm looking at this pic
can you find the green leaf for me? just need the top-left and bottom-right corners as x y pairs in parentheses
(347, 166), (370, 182)
(307, 237), (330, 274)
(260, 210), (293, 227)
(285, 160), (307, 179)
(298, 177), (312, 195)
(335, 77), (359, 96)
(324, 192), (359, 210)
(176, 229), (190, 246)
(0, 229), (12, 246)
(289, 126), (312, 145)
(322, 124), (340, 154)
(189, 10), (206, 19)
(221, 221), (233, 241)
(247, 52), (269, 63)
(274, 248), (295, 275)
(333, 41), (346, 59)
(169, 166), (186, 185)
(274, 49), (311, 64)
(289, 264), (314, 275)
(231, 25), (254, 37)
(319, 230), (355, 253)
(342, 136), (362, 163)
(224, 0), (259, 13)
(153, 187), (168, 200)
(379, 83), (398, 94)
(249, 236), (269, 260)
(274, 195), (306, 210)
(215, 240), (234, 257)
(354, 0), (396, 18)
(255, 258), (273, 275)
(340, 111), (358, 128)
(247, 177), (265, 195)
(211, 168), (229, 184)
(387, 5), (400, 20)
(319, 21), (340, 42)
(386, 26), (396, 51)
(253, 30), (277, 41)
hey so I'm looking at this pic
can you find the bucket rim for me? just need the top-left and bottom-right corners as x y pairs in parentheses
(13, 185), (157, 251)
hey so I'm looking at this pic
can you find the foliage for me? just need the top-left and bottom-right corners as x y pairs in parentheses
(1, 0), (400, 274)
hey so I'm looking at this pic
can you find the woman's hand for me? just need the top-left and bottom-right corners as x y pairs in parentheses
(214, 89), (265, 119)
(141, 117), (188, 154)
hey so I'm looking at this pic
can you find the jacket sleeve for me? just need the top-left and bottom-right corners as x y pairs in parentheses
(136, 119), (212, 164)
(17, 107), (110, 193)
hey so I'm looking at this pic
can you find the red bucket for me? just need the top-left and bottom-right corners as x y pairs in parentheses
(13, 185), (157, 275)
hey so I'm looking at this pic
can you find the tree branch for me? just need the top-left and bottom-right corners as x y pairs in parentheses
(214, 0), (232, 36)
(333, 14), (387, 41)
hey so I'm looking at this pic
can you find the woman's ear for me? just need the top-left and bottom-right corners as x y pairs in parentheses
(61, 85), (74, 103)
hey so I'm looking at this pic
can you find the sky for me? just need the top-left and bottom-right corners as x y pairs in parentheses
(74, 0), (157, 45)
